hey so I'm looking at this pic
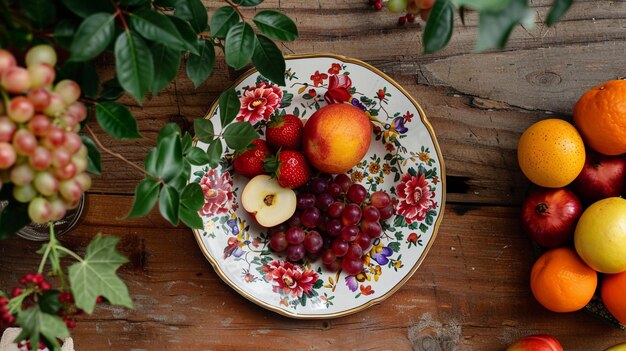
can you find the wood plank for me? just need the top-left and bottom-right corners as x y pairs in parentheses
(1, 195), (624, 350)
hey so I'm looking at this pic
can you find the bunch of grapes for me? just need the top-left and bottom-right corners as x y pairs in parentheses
(0, 45), (91, 224)
(268, 174), (394, 276)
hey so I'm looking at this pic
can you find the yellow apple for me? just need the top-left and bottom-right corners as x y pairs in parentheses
(241, 175), (296, 228)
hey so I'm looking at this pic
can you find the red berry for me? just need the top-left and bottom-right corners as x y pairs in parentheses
(32, 273), (44, 284)
(406, 13), (416, 22)
(11, 287), (23, 297)
(65, 318), (76, 328)
(265, 150), (311, 189)
(398, 15), (407, 25)
(38, 280), (51, 291)
(265, 114), (303, 150)
(233, 139), (271, 179)
(374, 1), (383, 10)
(96, 296), (104, 304)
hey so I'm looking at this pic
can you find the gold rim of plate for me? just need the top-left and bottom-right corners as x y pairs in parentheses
(192, 53), (447, 319)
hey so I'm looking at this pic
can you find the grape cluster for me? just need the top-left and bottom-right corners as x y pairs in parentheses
(268, 174), (394, 275)
(0, 45), (91, 224)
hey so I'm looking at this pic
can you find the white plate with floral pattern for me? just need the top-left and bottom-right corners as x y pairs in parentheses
(190, 54), (446, 319)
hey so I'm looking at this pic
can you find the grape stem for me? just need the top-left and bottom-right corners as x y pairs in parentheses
(55, 246), (84, 263)
(224, 0), (244, 20)
(0, 87), (10, 108)
(37, 224), (55, 274)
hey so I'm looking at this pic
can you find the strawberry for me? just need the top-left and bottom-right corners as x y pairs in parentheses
(266, 114), (303, 150)
(233, 139), (272, 179)
(265, 150), (311, 189)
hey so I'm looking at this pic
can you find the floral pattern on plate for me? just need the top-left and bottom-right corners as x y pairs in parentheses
(191, 55), (445, 318)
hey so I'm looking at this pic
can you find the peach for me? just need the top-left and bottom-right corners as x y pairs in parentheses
(506, 335), (563, 351)
(302, 103), (371, 174)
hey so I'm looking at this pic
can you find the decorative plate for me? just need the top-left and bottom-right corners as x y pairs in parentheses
(190, 54), (446, 319)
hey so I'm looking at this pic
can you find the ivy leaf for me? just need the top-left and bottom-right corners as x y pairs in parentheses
(450, 0), (511, 11)
(68, 235), (133, 314)
(156, 134), (183, 182)
(423, 0), (454, 54)
(38, 291), (61, 314)
(19, 0), (56, 28)
(225, 22), (256, 70)
(207, 139), (222, 169)
(252, 10), (298, 42)
(70, 13), (116, 61)
(0, 200), (30, 240)
(56, 60), (99, 100)
(219, 88), (241, 127)
(150, 43), (181, 95)
(252, 34), (285, 86)
(61, 0), (114, 17)
(98, 78), (125, 101)
(233, 0), (264, 6)
(157, 123), (181, 143)
(180, 182), (204, 211)
(174, 0), (208, 33)
(475, 0), (531, 51)
(546, 0), (573, 26)
(95, 101), (142, 139)
(126, 178), (160, 218)
(15, 306), (69, 350)
(211, 6), (240, 38)
(179, 207), (203, 229)
(159, 185), (180, 226)
(186, 39), (215, 88)
(186, 146), (211, 165)
(223, 122), (259, 151)
(130, 8), (187, 52)
(115, 31), (154, 104)
(169, 15), (200, 54)
(194, 119), (214, 143)
(53, 20), (75, 50)
(80, 136), (102, 175)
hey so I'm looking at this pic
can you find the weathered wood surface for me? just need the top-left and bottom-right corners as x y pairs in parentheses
(2, 0), (626, 350)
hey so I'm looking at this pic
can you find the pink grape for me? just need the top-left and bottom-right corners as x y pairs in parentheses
(296, 193), (315, 210)
(43, 93), (65, 117)
(66, 102), (87, 122)
(8, 97), (35, 123)
(27, 89), (51, 111)
(300, 207), (321, 228)
(341, 257), (363, 275)
(13, 129), (37, 155)
(362, 205), (381, 222)
(309, 177), (329, 194)
(63, 133), (82, 154)
(286, 244), (305, 262)
(51, 148), (71, 168)
(315, 193), (333, 211)
(326, 183), (342, 198)
(341, 203), (362, 226)
(10, 163), (34, 185)
(60, 113), (79, 130)
(269, 231), (289, 252)
(325, 219), (342, 237)
(379, 204), (394, 220)
(28, 63), (55, 89)
(13, 184), (36, 203)
(1, 66), (31, 94)
(0, 49), (16, 75)
(321, 249), (337, 265)
(55, 162), (77, 180)
(59, 179), (82, 203)
(28, 197), (52, 224)
(287, 212), (302, 228)
(49, 198), (67, 222)
(370, 191), (391, 209)
(29, 146), (52, 170)
(361, 220), (382, 238)
(54, 80), (81, 105)
(76, 145), (88, 158)
(28, 114), (51, 136)
(73, 173), (92, 191)
(0, 142), (16, 169)
(327, 201), (345, 218)
(346, 244), (363, 259)
(286, 227), (305, 245)
(355, 234), (372, 250)
(333, 173), (352, 193)
(347, 183), (367, 204)
(25, 45), (57, 67)
(0, 117), (17, 142)
(340, 225), (359, 242)
(34, 171), (59, 196)
(331, 239), (349, 257)
(303, 231), (323, 253)
(42, 126), (66, 149)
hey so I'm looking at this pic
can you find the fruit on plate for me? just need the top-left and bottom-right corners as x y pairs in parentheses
(302, 103), (372, 174)
(517, 119), (585, 188)
(241, 175), (297, 227)
(573, 80), (626, 155)
(530, 247), (597, 313)
(574, 197), (626, 274)
(605, 343), (626, 351)
(266, 114), (303, 150)
(506, 335), (563, 351)
(601, 271), (626, 326)
(233, 139), (271, 179)
(570, 148), (626, 204)
(520, 187), (582, 247)
(264, 149), (311, 189)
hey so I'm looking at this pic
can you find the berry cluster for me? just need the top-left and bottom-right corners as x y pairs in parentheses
(268, 173), (393, 275)
(0, 295), (14, 327)
(17, 340), (47, 351)
(0, 45), (91, 224)
(384, 0), (435, 24)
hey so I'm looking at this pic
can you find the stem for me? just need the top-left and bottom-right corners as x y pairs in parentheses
(37, 225), (55, 274)
(85, 125), (158, 180)
(115, 7), (129, 30)
(224, 0), (244, 20)
(0, 87), (9, 107)
(56, 246), (85, 263)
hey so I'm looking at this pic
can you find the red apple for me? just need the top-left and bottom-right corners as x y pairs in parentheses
(521, 187), (582, 247)
(570, 148), (626, 204)
(507, 335), (563, 351)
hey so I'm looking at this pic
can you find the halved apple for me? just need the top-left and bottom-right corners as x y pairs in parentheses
(241, 175), (297, 227)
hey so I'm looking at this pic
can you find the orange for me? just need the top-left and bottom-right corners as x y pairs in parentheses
(530, 247), (597, 313)
(601, 271), (626, 326)
(574, 80), (626, 156)
(517, 119), (585, 188)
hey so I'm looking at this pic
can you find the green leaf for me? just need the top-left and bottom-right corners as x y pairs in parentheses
(388, 242), (401, 253)
(225, 22), (256, 70)
(19, 0), (56, 28)
(450, 0), (511, 11)
(150, 44), (181, 95)
(186, 39), (215, 88)
(53, 20), (75, 50)
(0, 200), (30, 240)
(223, 122), (259, 151)
(194, 119), (214, 143)
(252, 10), (298, 42)
(157, 123), (181, 143)
(252, 35), (285, 86)
(159, 185), (180, 225)
(174, 0), (208, 33)
(38, 291), (62, 314)
(95, 101), (142, 139)
(99, 78), (125, 101)
(156, 134), (184, 182)
(56, 60), (100, 100)
(186, 146), (211, 165)
(70, 13), (116, 61)
(15, 306), (69, 350)
(180, 182), (204, 211)
(179, 206), (203, 229)
(130, 9), (187, 51)
(115, 31), (154, 104)
(546, 0), (573, 26)
(126, 178), (160, 218)
(80, 136), (102, 175)
(182, 133), (192, 154)
(61, 0), (114, 17)
(234, 0), (264, 6)
(423, 0), (454, 54)
(120, 0), (148, 6)
(219, 88), (240, 127)
(207, 139), (222, 169)
(155, 0), (176, 7)
(68, 235), (133, 314)
(475, 0), (531, 51)
(210, 6), (240, 38)
(169, 15), (200, 54)
(144, 148), (158, 176)
(168, 160), (191, 191)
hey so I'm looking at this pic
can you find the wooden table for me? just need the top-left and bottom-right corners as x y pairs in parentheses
(2, 1), (626, 349)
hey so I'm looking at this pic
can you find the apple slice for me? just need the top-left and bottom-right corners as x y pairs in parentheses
(241, 175), (297, 228)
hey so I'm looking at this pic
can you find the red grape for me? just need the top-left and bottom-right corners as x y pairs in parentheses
(340, 225), (359, 242)
(379, 204), (394, 220)
(296, 193), (315, 210)
(29, 147), (51, 170)
(12, 129), (37, 155)
(54, 80), (81, 105)
(301, 207), (321, 228)
(325, 219), (342, 237)
(55, 162), (77, 180)
(67, 102), (87, 122)
(0, 49), (16, 75)
(0, 117), (16, 142)
(309, 177), (329, 194)
(332, 239), (349, 257)
(287, 211), (302, 227)
(9, 163), (34, 185)
(346, 244), (363, 259)
(8, 97), (35, 123)
(341, 257), (363, 275)
(51, 148), (71, 168)
(59, 179), (82, 203)
(361, 220), (382, 238)
(1, 66), (31, 94)
(303, 231), (323, 253)
(28, 197), (52, 224)
(347, 183), (367, 203)
(43, 93), (65, 117)
(27, 89), (51, 111)
(362, 205), (381, 222)
(0, 142), (16, 169)
(326, 182), (342, 198)
(355, 234), (372, 250)
(287, 244), (305, 262)
(28, 114), (51, 136)
(327, 201), (345, 218)
(286, 227), (305, 245)
(333, 173), (352, 193)
(370, 191), (391, 209)
(315, 193), (333, 211)
(49, 198), (67, 222)
(74, 173), (92, 192)
(324, 260), (341, 273)
(341, 203), (362, 226)
(269, 232), (289, 252)
(42, 126), (66, 149)
(321, 249), (336, 265)
(63, 133), (82, 154)
(28, 63), (55, 89)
